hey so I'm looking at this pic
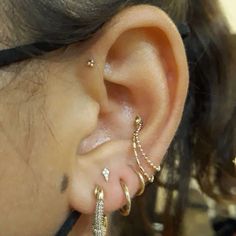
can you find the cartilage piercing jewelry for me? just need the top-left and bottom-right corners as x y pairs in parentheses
(134, 116), (161, 172)
(93, 185), (107, 236)
(133, 135), (154, 182)
(132, 115), (161, 183)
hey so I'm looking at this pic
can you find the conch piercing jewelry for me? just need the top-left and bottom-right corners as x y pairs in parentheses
(87, 59), (95, 68)
(133, 169), (145, 196)
(93, 185), (107, 236)
(119, 180), (131, 216)
(102, 168), (110, 182)
(134, 115), (161, 172)
(132, 115), (161, 183)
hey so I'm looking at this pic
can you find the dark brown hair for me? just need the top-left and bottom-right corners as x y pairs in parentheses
(1, 0), (235, 235)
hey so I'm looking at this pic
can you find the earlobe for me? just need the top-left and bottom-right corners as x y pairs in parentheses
(68, 4), (188, 215)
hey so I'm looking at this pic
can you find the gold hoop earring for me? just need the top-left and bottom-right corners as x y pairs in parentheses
(93, 185), (107, 236)
(133, 169), (145, 196)
(119, 180), (131, 216)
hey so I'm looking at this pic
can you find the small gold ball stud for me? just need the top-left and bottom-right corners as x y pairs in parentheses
(87, 59), (95, 68)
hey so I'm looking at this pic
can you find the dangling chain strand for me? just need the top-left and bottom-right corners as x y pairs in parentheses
(132, 132), (154, 182)
(134, 116), (161, 172)
(132, 115), (161, 183)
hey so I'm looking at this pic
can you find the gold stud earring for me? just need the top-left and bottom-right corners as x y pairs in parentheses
(87, 59), (95, 68)
(119, 180), (131, 216)
(93, 185), (107, 236)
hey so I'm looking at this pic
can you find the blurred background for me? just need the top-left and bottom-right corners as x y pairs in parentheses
(219, 0), (236, 34)
(151, 2), (236, 236)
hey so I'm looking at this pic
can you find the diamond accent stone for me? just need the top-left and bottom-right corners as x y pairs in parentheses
(102, 168), (110, 182)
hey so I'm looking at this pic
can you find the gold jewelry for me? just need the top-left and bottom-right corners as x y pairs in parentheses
(87, 59), (95, 67)
(93, 185), (107, 236)
(102, 168), (110, 182)
(119, 180), (131, 216)
(133, 141), (154, 183)
(133, 169), (145, 196)
(134, 116), (161, 172)
(132, 115), (161, 183)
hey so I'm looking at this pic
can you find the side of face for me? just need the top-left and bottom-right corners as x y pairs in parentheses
(0, 4), (189, 235)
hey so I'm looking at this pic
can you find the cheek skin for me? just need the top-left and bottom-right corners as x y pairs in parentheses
(0, 94), (71, 234)
(0, 62), (98, 235)
(0, 109), (70, 235)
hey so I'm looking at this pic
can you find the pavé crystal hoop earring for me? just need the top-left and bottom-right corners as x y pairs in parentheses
(93, 185), (107, 236)
(132, 115), (161, 183)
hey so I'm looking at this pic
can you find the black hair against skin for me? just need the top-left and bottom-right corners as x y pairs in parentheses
(0, 24), (190, 67)
(1, 0), (236, 236)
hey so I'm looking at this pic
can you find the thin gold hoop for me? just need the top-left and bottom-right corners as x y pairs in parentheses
(133, 169), (145, 196)
(119, 180), (131, 216)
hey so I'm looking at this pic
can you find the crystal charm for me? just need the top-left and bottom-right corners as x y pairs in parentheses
(102, 168), (110, 182)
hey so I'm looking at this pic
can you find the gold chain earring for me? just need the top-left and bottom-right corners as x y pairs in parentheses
(132, 115), (161, 183)
(93, 185), (107, 236)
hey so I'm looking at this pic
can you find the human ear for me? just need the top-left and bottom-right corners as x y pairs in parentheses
(68, 4), (189, 214)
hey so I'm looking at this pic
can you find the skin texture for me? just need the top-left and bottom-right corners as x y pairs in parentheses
(0, 5), (189, 236)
